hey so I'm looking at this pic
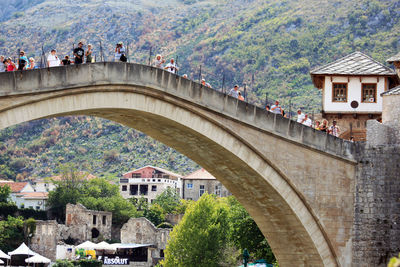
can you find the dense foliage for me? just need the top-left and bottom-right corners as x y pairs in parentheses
(0, 216), (28, 252)
(0, 184), (11, 202)
(163, 194), (276, 266)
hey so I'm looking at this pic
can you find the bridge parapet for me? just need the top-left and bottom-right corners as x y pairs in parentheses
(0, 62), (355, 162)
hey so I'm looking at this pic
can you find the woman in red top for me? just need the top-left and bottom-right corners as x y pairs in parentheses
(6, 58), (16, 71)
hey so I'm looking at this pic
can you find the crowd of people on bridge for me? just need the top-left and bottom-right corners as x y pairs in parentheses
(0, 42), (342, 138)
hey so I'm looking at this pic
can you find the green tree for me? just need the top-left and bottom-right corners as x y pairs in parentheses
(153, 187), (180, 214)
(144, 203), (165, 226)
(226, 197), (275, 263)
(0, 216), (25, 251)
(0, 184), (11, 202)
(163, 193), (230, 267)
(48, 165), (87, 220)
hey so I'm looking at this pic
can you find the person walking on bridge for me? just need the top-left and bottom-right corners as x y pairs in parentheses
(0, 56), (5, 72)
(47, 49), (60, 67)
(115, 42), (126, 62)
(153, 54), (165, 68)
(164, 58), (179, 74)
(228, 85), (239, 98)
(271, 100), (283, 115)
(74, 42), (85, 64)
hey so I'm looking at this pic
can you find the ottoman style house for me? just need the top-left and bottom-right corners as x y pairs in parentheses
(310, 51), (399, 140)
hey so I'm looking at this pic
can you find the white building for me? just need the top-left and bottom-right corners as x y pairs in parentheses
(119, 166), (183, 203)
(310, 51), (399, 140)
(0, 181), (48, 210)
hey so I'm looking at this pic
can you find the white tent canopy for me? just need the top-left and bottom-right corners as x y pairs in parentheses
(25, 254), (51, 264)
(8, 243), (36, 256)
(95, 241), (115, 251)
(76, 241), (97, 250)
(0, 249), (10, 259)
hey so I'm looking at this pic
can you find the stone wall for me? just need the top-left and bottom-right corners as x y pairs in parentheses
(182, 179), (231, 201)
(30, 220), (59, 261)
(65, 203), (112, 242)
(120, 217), (171, 262)
(353, 126), (400, 266)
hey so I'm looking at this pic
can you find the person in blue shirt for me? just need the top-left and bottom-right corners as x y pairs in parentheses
(18, 50), (28, 70)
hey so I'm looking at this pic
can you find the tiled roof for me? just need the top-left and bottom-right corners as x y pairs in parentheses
(310, 52), (396, 76)
(48, 172), (97, 181)
(16, 192), (48, 199)
(183, 168), (216, 180)
(0, 182), (28, 193)
(123, 165), (183, 178)
(381, 85), (400, 96)
(387, 52), (400, 64)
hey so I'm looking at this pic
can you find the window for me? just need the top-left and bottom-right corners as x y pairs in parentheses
(36, 206), (40, 210)
(362, 84), (377, 103)
(199, 185), (205, 197)
(102, 216), (107, 225)
(332, 83), (348, 102)
(187, 183), (193, 189)
(93, 215), (97, 225)
(215, 185), (221, 197)
(121, 185), (127, 191)
(160, 249), (165, 258)
(140, 185), (148, 195)
(152, 185), (157, 191)
(132, 173), (141, 178)
(158, 179), (161, 182)
(130, 184), (138, 195)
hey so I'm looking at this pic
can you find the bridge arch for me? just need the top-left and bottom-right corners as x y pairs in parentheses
(0, 63), (356, 266)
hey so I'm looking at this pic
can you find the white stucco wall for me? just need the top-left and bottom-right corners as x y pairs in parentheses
(120, 178), (182, 202)
(34, 182), (56, 192)
(14, 196), (47, 210)
(323, 76), (386, 113)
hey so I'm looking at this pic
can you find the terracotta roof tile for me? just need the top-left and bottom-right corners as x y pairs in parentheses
(0, 182), (28, 193)
(310, 52), (396, 76)
(183, 168), (216, 180)
(16, 192), (48, 199)
(123, 165), (183, 178)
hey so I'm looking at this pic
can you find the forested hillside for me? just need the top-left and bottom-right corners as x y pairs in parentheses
(0, 0), (399, 180)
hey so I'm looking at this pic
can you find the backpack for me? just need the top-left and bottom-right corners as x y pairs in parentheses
(120, 54), (127, 62)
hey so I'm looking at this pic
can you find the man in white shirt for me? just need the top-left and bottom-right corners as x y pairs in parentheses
(228, 85), (239, 98)
(270, 101), (282, 115)
(296, 109), (306, 123)
(164, 58), (179, 74)
(329, 120), (341, 137)
(302, 114), (312, 127)
(47, 49), (60, 67)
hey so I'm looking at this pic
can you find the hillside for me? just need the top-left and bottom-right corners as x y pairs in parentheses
(0, 0), (399, 180)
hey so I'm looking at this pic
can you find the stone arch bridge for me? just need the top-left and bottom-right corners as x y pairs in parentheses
(0, 62), (380, 266)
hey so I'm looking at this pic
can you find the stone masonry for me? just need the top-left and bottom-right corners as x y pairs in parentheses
(65, 203), (112, 242)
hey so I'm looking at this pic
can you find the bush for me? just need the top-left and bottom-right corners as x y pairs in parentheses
(75, 259), (102, 267)
(0, 203), (47, 220)
(53, 260), (74, 267)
